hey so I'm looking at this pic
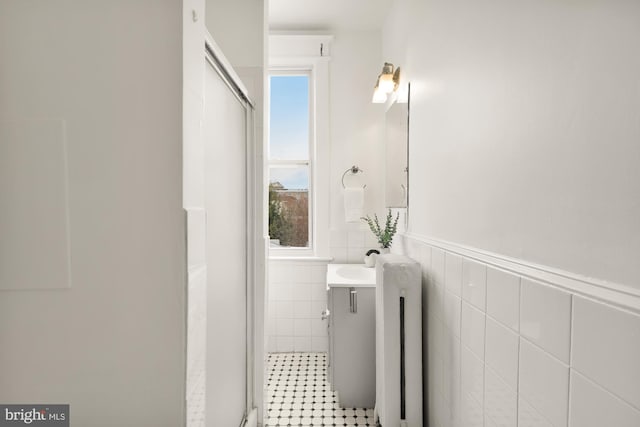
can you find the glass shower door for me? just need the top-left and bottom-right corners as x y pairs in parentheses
(204, 53), (250, 427)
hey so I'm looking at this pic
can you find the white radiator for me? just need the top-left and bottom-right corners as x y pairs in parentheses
(375, 255), (422, 427)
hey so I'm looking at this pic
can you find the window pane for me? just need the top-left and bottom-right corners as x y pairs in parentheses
(269, 75), (309, 160)
(269, 166), (309, 248)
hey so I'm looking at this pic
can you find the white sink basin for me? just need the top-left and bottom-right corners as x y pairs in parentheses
(326, 264), (376, 288)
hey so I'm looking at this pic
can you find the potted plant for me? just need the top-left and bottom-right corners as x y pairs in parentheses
(361, 209), (400, 252)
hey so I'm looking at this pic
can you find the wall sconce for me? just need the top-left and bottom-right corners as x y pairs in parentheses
(372, 62), (400, 103)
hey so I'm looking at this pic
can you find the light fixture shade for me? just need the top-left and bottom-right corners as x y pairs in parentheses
(372, 85), (387, 103)
(378, 73), (395, 93)
(372, 62), (401, 103)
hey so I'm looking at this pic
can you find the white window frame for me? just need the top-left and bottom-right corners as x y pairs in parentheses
(268, 34), (332, 258)
(268, 69), (314, 254)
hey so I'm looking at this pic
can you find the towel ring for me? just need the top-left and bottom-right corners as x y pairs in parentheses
(342, 165), (367, 189)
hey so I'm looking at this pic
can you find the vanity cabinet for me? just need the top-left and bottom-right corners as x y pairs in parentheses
(328, 285), (376, 408)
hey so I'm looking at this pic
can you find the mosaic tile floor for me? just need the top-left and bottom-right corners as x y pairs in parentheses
(266, 352), (376, 427)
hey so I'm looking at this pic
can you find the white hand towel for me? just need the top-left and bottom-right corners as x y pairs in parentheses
(344, 187), (364, 223)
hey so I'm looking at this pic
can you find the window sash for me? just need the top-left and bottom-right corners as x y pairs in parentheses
(268, 70), (314, 253)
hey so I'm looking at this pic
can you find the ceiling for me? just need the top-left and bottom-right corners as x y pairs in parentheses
(269, 0), (389, 32)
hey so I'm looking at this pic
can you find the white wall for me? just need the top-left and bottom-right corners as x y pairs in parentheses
(206, 0), (264, 68)
(206, 0), (266, 168)
(329, 30), (387, 257)
(383, 1), (640, 426)
(0, 1), (186, 425)
(384, 0), (640, 290)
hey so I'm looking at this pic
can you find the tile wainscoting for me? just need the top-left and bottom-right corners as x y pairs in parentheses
(396, 233), (640, 427)
(267, 227), (380, 354)
(186, 207), (207, 427)
(329, 228), (381, 264)
(267, 259), (331, 353)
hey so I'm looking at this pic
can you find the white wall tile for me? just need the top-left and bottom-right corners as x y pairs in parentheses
(292, 282), (312, 301)
(311, 318), (327, 337)
(330, 229), (347, 247)
(310, 300), (325, 320)
(268, 261), (331, 350)
(269, 263), (287, 283)
(273, 301), (293, 319)
(431, 247), (446, 286)
(275, 282), (295, 301)
(520, 279), (571, 363)
(485, 414), (499, 427)
(290, 265), (311, 283)
(406, 237), (640, 427)
(461, 390), (484, 427)
(418, 243), (432, 272)
(486, 267), (520, 332)
(311, 264), (327, 283)
(445, 253), (463, 296)
(569, 370), (640, 427)
(311, 336), (328, 352)
(444, 291), (462, 337)
(293, 336), (312, 352)
(364, 230), (379, 247)
(461, 302), (486, 360)
(404, 236), (422, 259)
(292, 301), (312, 319)
(293, 319), (311, 337)
(442, 332), (461, 407)
(267, 335), (277, 353)
(264, 313), (276, 335)
(572, 297), (640, 410)
(276, 336), (294, 352)
(347, 230), (365, 247)
(428, 278), (445, 322)
(186, 209), (206, 270)
(276, 318), (293, 336)
(428, 348), (444, 411)
(443, 395), (462, 427)
(266, 315), (277, 336)
(330, 247), (348, 263)
(485, 317), (519, 389)
(519, 339), (569, 427)
(347, 247), (366, 263)
(461, 345), (484, 404)
(428, 316), (444, 366)
(485, 366), (517, 427)
(462, 258), (487, 311)
(268, 282), (284, 301)
(518, 397), (554, 427)
(310, 283), (327, 302)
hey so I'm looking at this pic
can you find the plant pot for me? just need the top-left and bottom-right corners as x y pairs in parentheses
(364, 255), (376, 267)
(379, 247), (390, 254)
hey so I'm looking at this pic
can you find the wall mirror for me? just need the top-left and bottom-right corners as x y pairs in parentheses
(384, 84), (409, 209)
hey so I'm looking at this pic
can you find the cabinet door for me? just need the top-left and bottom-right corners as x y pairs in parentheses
(330, 287), (376, 408)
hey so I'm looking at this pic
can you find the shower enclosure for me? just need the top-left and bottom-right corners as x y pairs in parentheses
(185, 34), (257, 427)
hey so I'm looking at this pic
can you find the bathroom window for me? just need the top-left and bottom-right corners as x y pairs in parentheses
(268, 72), (313, 249)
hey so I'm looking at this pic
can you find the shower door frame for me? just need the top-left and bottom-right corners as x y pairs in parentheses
(204, 34), (257, 426)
